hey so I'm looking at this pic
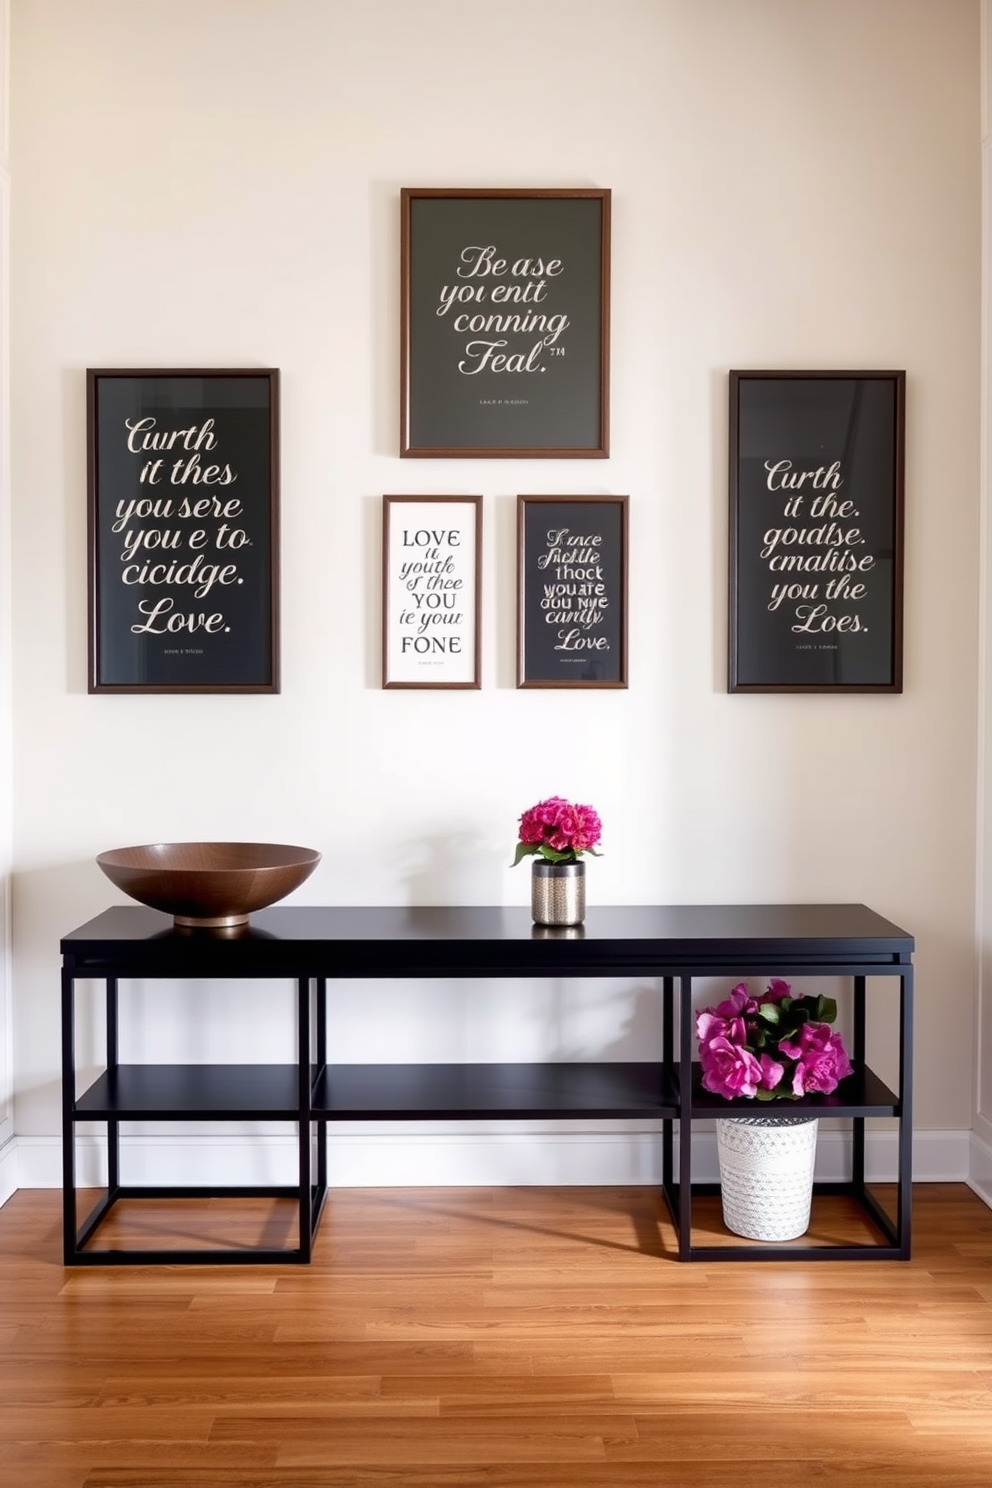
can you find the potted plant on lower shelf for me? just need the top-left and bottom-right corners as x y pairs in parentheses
(695, 979), (852, 1242)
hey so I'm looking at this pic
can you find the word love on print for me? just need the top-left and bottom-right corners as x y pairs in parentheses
(382, 495), (482, 689)
(517, 494), (628, 689)
(87, 369), (280, 694)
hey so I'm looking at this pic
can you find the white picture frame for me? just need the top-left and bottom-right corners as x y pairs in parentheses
(382, 495), (482, 688)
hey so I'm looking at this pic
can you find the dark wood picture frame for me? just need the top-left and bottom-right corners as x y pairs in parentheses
(517, 494), (628, 689)
(401, 188), (610, 458)
(87, 368), (279, 694)
(382, 495), (482, 689)
(729, 370), (905, 693)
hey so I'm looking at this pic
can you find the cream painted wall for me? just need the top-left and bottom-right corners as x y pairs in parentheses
(7, 0), (981, 1179)
(0, 0), (12, 1194)
(976, 0), (992, 1187)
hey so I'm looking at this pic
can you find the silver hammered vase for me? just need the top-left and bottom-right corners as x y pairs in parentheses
(531, 859), (585, 926)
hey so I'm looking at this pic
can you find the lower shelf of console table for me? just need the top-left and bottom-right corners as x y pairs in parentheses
(74, 1060), (901, 1122)
(66, 1059), (909, 1265)
(61, 903), (914, 1265)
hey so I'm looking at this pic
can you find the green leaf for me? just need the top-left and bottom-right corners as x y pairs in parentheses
(757, 1002), (781, 1025)
(817, 996), (838, 1025)
(537, 845), (576, 864)
(513, 842), (600, 867)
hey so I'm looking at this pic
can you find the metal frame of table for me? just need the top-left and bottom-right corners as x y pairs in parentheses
(60, 903), (914, 1264)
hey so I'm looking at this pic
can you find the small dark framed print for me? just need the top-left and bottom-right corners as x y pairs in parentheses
(401, 188), (610, 458)
(87, 368), (279, 694)
(517, 494), (628, 688)
(382, 495), (482, 688)
(729, 370), (905, 693)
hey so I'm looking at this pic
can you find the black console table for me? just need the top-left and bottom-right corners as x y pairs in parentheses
(60, 903), (913, 1265)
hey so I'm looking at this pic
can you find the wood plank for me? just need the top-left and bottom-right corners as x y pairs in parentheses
(2, 1185), (992, 1488)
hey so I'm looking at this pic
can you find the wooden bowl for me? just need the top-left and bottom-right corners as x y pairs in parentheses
(96, 841), (321, 928)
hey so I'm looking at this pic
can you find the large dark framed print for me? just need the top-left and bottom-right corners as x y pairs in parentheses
(729, 371), (905, 693)
(87, 369), (279, 694)
(401, 188), (610, 458)
(382, 495), (482, 689)
(517, 495), (628, 688)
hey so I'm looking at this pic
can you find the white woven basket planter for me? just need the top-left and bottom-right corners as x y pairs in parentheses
(716, 1113), (818, 1242)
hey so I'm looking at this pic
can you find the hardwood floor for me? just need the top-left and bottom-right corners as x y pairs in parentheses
(2, 1184), (992, 1487)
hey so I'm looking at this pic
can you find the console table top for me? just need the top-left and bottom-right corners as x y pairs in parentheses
(61, 903), (913, 977)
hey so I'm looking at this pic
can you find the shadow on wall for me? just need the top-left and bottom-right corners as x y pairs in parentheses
(542, 979), (662, 1065)
(401, 831), (508, 906)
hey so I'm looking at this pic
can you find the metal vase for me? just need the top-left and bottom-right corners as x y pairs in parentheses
(531, 859), (586, 926)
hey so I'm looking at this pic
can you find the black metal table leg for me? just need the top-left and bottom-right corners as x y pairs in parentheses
(661, 976), (674, 1218)
(678, 974), (694, 1260)
(897, 965), (914, 1257)
(852, 975), (866, 1192)
(297, 977), (312, 1261)
(313, 977), (328, 1231)
(61, 967), (77, 1263)
(106, 977), (120, 1194)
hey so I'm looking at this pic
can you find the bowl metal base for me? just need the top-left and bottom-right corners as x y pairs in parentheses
(174, 912), (250, 930)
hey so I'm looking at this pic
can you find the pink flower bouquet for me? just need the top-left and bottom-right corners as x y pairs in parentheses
(695, 978), (852, 1101)
(511, 796), (603, 866)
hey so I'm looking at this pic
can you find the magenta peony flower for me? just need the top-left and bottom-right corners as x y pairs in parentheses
(513, 796), (603, 865)
(699, 1036), (764, 1099)
(714, 984), (759, 1020)
(781, 1023), (853, 1096)
(695, 978), (852, 1105)
(517, 812), (547, 845)
(758, 1053), (785, 1091)
(570, 806), (602, 852)
(696, 1007), (748, 1050)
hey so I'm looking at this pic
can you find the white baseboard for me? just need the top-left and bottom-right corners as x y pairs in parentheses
(967, 1125), (992, 1208)
(7, 1122), (975, 1191)
(0, 1134), (16, 1206)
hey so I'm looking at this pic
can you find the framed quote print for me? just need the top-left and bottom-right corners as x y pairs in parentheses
(517, 494), (628, 688)
(400, 188), (611, 458)
(382, 495), (482, 688)
(729, 370), (905, 693)
(87, 368), (279, 694)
